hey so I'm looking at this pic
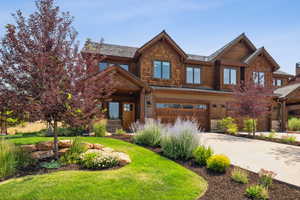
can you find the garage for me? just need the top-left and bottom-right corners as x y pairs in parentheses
(155, 103), (210, 131)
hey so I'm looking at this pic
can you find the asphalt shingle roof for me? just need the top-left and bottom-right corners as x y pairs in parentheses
(273, 70), (294, 76)
(274, 83), (300, 98)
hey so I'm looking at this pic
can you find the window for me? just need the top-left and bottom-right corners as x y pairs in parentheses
(153, 60), (170, 79)
(99, 62), (108, 71)
(109, 102), (119, 119)
(99, 62), (129, 71)
(156, 103), (207, 110)
(273, 78), (283, 87)
(224, 68), (237, 85)
(186, 67), (201, 84)
(253, 72), (265, 86)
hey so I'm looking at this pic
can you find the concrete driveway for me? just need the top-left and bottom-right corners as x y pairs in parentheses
(199, 133), (300, 187)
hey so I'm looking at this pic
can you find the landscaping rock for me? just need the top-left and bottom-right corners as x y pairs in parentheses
(31, 150), (54, 160)
(36, 141), (53, 151)
(82, 142), (94, 149)
(116, 152), (131, 166)
(92, 143), (104, 150)
(102, 147), (114, 153)
(20, 144), (37, 152)
(58, 148), (69, 156)
(58, 140), (72, 148)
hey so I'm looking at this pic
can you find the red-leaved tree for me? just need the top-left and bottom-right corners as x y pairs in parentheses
(0, 0), (116, 158)
(227, 79), (274, 136)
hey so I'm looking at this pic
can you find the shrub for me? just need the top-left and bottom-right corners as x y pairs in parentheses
(207, 154), (230, 173)
(281, 135), (296, 143)
(60, 138), (88, 165)
(44, 127), (86, 137)
(231, 168), (248, 184)
(193, 145), (214, 166)
(132, 119), (163, 147)
(0, 139), (17, 178)
(227, 123), (238, 135)
(267, 130), (276, 139)
(244, 118), (257, 134)
(15, 147), (35, 169)
(115, 128), (126, 135)
(258, 169), (276, 189)
(245, 185), (269, 200)
(288, 117), (300, 131)
(217, 117), (235, 133)
(161, 119), (200, 160)
(80, 150), (119, 169)
(93, 120), (107, 137)
(40, 160), (61, 169)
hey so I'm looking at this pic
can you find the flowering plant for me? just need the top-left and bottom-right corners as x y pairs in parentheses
(80, 150), (119, 169)
(258, 168), (277, 188)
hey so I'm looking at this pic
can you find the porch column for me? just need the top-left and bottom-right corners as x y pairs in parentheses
(281, 100), (287, 132)
(140, 88), (145, 123)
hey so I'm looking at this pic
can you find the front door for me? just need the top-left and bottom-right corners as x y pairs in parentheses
(122, 103), (135, 130)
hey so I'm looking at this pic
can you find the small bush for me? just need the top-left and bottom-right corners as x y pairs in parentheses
(267, 130), (276, 139)
(245, 184), (269, 200)
(93, 120), (107, 137)
(227, 123), (238, 135)
(80, 150), (119, 169)
(207, 154), (230, 173)
(132, 119), (163, 147)
(15, 147), (35, 169)
(0, 139), (17, 178)
(258, 169), (276, 189)
(45, 127), (86, 137)
(40, 160), (61, 169)
(288, 117), (300, 131)
(217, 117), (235, 133)
(231, 168), (248, 184)
(60, 138), (88, 165)
(161, 119), (200, 160)
(115, 128), (126, 135)
(193, 145), (214, 166)
(281, 135), (296, 143)
(244, 118), (257, 134)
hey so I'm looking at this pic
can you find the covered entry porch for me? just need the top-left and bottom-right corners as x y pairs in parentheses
(101, 66), (149, 132)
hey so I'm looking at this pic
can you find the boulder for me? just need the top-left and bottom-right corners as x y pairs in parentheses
(102, 147), (114, 153)
(82, 142), (94, 149)
(92, 143), (104, 150)
(58, 140), (72, 148)
(36, 141), (53, 151)
(31, 150), (54, 160)
(116, 152), (131, 166)
(20, 144), (37, 152)
(58, 148), (69, 156)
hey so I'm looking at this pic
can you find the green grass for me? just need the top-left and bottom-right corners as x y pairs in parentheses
(0, 136), (207, 200)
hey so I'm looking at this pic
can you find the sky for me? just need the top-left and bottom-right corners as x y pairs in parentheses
(0, 0), (299, 74)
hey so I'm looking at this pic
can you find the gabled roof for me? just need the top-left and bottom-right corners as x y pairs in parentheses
(274, 83), (300, 98)
(273, 70), (294, 77)
(95, 65), (150, 91)
(83, 42), (138, 58)
(135, 30), (188, 59)
(243, 47), (280, 71)
(208, 33), (257, 61)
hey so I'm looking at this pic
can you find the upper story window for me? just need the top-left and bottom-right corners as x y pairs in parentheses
(253, 72), (265, 86)
(223, 68), (237, 85)
(153, 60), (170, 80)
(99, 62), (129, 72)
(273, 78), (283, 87)
(186, 66), (201, 84)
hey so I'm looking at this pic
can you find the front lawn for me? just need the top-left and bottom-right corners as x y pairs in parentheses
(0, 136), (207, 200)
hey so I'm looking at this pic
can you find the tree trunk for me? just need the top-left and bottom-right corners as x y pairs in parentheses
(53, 121), (59, 160)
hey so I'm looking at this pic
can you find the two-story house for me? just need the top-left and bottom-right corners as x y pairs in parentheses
(82, 30), (297, 132)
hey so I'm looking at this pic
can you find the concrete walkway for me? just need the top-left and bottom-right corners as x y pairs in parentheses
(199, 133), (300, 187)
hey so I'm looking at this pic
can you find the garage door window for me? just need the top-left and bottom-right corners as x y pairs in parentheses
(156, 103), (207, 109)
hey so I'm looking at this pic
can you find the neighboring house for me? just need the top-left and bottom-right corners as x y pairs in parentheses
(82, 30), (298, 132)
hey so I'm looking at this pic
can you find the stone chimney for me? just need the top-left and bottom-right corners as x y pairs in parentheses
(296, 62), (300, 77)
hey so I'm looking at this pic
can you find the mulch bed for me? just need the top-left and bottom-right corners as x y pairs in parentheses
(217, 132), (300, 147)
(109, 135), (300, 200)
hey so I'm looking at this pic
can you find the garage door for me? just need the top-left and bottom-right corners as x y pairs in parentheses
(155, 103), (209, 131)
